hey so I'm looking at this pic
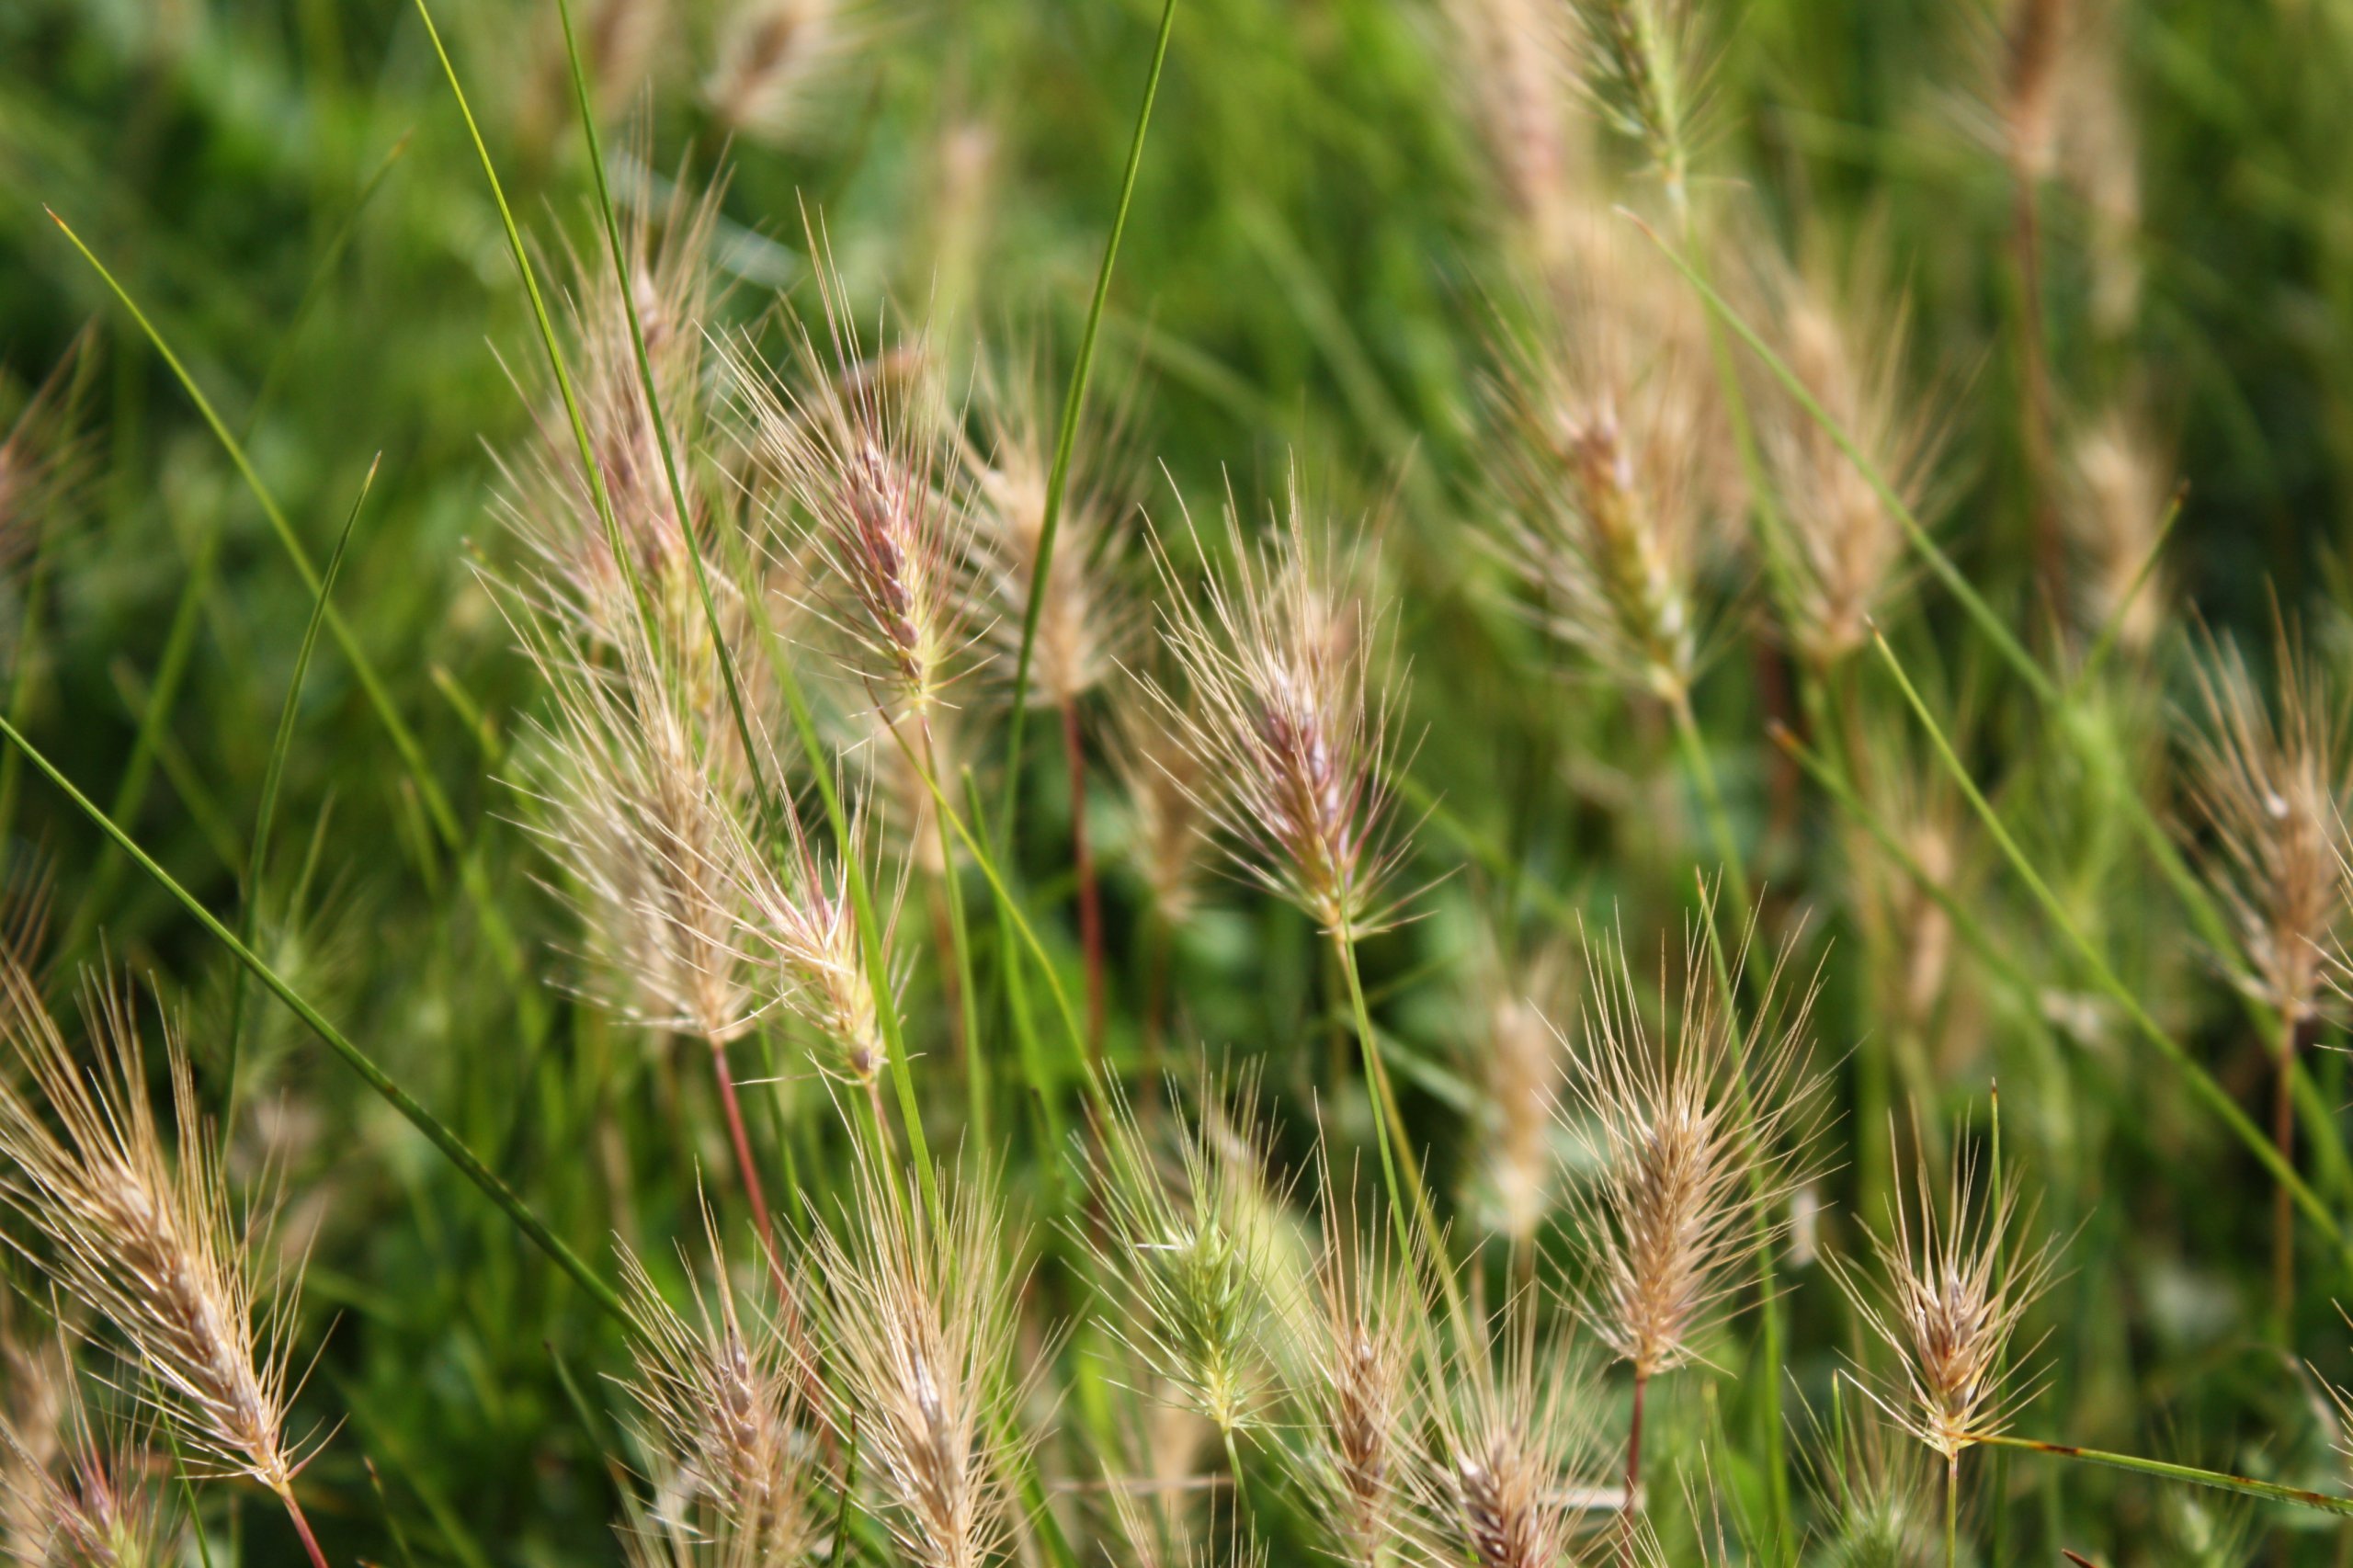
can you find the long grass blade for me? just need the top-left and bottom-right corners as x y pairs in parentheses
(1972, 1433), (2353, 1518)
(0, 710), (628, 1324)
(222, 452), (380, 1139)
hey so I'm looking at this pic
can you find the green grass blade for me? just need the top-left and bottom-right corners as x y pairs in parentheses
(1869, 630), (2347, 1257)
(999, 0), (1180, 842)
(1972, 1433), (2353, 1518)
(222, 452), (379, 1140)
(0, 710), (627, 1324)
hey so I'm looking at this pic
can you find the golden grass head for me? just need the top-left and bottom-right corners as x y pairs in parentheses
(1563, 920), (1830, 1379)
(0, 1332), (179, 1568)
(1468, 937), (1575, 1245)
(1494, 240), (1726, 703)
(1763, 230), (1944, 668)
(2181, 619), (2350, 1025)
(2063, 411), (2169, 656)
(961, 353), (1137, 713)
(809, 1156), (1028, 1568)
(733, 245), (977, 723)
(0, 963), (312, 1500)
(1142, 478), (1416, 936)
(1829, 1132), (2059, 1462)
(1442, 0), (1588, 261)
(704, 0), (866, 146)
(616, 1209), (815, 1562)
(1412, 1287), (1600, 1568)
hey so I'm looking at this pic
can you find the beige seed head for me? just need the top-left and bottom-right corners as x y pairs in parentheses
(0, 963), (311, 1499)
(1142, 478), (1417, 936)
(1828, 1136), (2059, 1461)
(704, 0), (865, 146)
(1563, 922), (1829, 1379)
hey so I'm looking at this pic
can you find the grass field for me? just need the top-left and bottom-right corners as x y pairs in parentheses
(7, 0), (2353, 1563)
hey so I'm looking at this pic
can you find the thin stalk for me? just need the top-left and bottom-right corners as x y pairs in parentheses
(1062, 697), (1107, 1061)
(999, 0), (1179, 843)
(1970, 1432), (2353, 1517)
(1944, 1453), (1958, 1568)
(1334, 926), (1467, 1341)
(707, 1032), (774, 1243)
(1870, 631), (2350, 1258)
(2275, 1009), (2301, 1336)
(223, 454), (377, 1138)
(1621, 1369), (1649, 1566)
(920, 715), (988, 1148)
(0, 711), (629, 1324)
(277, 1485), (332, 1568)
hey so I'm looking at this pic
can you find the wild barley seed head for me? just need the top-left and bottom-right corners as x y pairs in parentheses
(616, 1211), (815, 1562)
(1563, 923), (1829, 1379)
(2063, 411), (2168, 655)
(1570, 0), (1709, 211)
(1442, 0), (1588, 263)
(961, 357), (1137, 712)
(1, 1330), (177, 1568)
(1828, 1138), (2058, 1462)
(0, 331), (95, 585)
(0, 963), (309, 1496)
(1495, 256), (1724, 703)
(1142, 479), (1415, 936)
(2181, 622), (2350, 1025)
(510, 610), (767, 1051)
(1764, 233), (1943, 667)
(1107, 665), (1211, 927)
(496, 179), (730, 654)
(733, 249), (976, 722)
(1412, 1290), (1598, 1568)
(2003, 0), (2069, 183)
(1291, 1178), (1419, 1566)
(1802, 1400), (1939, 1568)
(718, 796), (892, 1085)
(1471, 939), (1575, 1245)
(704, 0), (863, 145)
(810, 1157), (1027, 1568)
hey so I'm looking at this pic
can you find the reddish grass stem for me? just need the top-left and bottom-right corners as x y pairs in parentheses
(2274, 1012), (2301, 1330)
(278, 1485), (332, 1568)
(707, 1037), (775, 1245)
(1621, 1369), (1649, 1565)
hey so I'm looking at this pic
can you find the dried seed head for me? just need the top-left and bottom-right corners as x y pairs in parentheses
(616, 1212), (815, 1562)
(1443, 0), (1589, 263)
(719, 798), (892, 1086)
(1829, 1135), (2058, 1461)
(810, 1160), (1027, 1568)
(2181, 623), (2350, 1025)
(1469, 940), (1575, 1245)
(1142, 481), (1417, 935)
(2003, 0), (2069, 183)
(961, 358), (1137, 712)
(1495, 243), (1726, 702)
(1563, 923), (1829, 1379)
(704, 0), (864, 145)
(1764, 236), (1942, 667)
(1292, 1179), (1418, 1565)
(1, 1332), (177, 1568)
(733, 249), (976, 722)
(1802, 1400), (1939, 1568)
(2063, 412), (2168, 655)
(1414, 1291), (1599, 1568)
(0, 964), (311, 1498)
(1108, 664), (1211, 928)
(511, 610), (767, 1051)
(495, 172), (730, 654)
(0, 332), (96, 589)
(1086, 1077), (1302, 1438)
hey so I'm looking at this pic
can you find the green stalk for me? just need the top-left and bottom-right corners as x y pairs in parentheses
(1668, 688), (1752, 932)
(223, 454), (378, 1139)
(1870, 631), (2349, 1257)
(0, 712), (626, 1324)
(998, 0), (1179, 844)
(1970, 1432), (2353, 1518)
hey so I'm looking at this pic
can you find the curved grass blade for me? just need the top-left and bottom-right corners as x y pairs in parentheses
(1972, 1433), (2353, 1518)
(999, 0), (1180, 844)
(0, 710), (627, 1324)
(222, 453), (380, 1140)
(1869, 629), (2348, 1258)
